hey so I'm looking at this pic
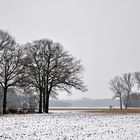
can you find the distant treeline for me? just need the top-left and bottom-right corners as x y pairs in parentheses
(1, 91), (140, 113)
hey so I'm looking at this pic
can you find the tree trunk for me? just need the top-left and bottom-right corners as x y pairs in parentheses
(120, 96), (122, 110)
(125, 93), (130, 109)
(43, 89), (46, 112)
(125, 104), (127, 109)
(39, 88), (42, 113)
(45, 92), (49, 113)
(3, 88), (7, 114)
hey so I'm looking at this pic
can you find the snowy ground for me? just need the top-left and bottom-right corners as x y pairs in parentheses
(0, 112), (140, 140)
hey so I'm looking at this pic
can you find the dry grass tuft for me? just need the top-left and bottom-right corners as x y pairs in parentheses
(50, 108), (140, 114)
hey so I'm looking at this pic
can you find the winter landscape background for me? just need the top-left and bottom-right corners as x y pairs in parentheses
(0, 0), (140, 140)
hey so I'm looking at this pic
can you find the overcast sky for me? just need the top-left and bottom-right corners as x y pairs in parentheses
(0, 0), (140, 100)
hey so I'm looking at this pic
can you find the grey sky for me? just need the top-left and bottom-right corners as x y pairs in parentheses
(0, 0), (140, 99)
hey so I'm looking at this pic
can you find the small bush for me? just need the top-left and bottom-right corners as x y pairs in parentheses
(7, 108), (18, 114)
(27, 108), (36, 113)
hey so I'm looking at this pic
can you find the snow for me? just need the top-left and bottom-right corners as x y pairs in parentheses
(0, 112), (140, 140)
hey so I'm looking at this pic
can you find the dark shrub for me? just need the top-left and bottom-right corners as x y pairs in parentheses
(7, 108), (18, 114)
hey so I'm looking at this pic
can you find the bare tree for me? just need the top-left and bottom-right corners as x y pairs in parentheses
(120, 73), (134, 109)
(109, 76), (123, 109)
(23, 39), (87, 113)
(0, 30), (24, 114)
(134, 72), (140, 88)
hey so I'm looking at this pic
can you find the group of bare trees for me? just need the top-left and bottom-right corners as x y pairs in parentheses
(0, 30), (87, 114)
(109, 72), (140, 109)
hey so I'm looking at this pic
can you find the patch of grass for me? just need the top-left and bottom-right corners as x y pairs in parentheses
(80, 109), (140, 113)
(50, 108), (140, 114)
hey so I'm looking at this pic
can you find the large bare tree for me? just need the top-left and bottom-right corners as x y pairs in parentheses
(23, 39), (87, 113)
(120, 73), (134, 109)
(109, 76), (123, 109)
(0, 30), (24, 114)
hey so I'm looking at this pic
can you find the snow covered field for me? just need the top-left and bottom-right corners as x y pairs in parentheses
(0, 112), (140, 140)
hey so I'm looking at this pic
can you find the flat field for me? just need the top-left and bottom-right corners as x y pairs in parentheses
(0, 111), (140, 140)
